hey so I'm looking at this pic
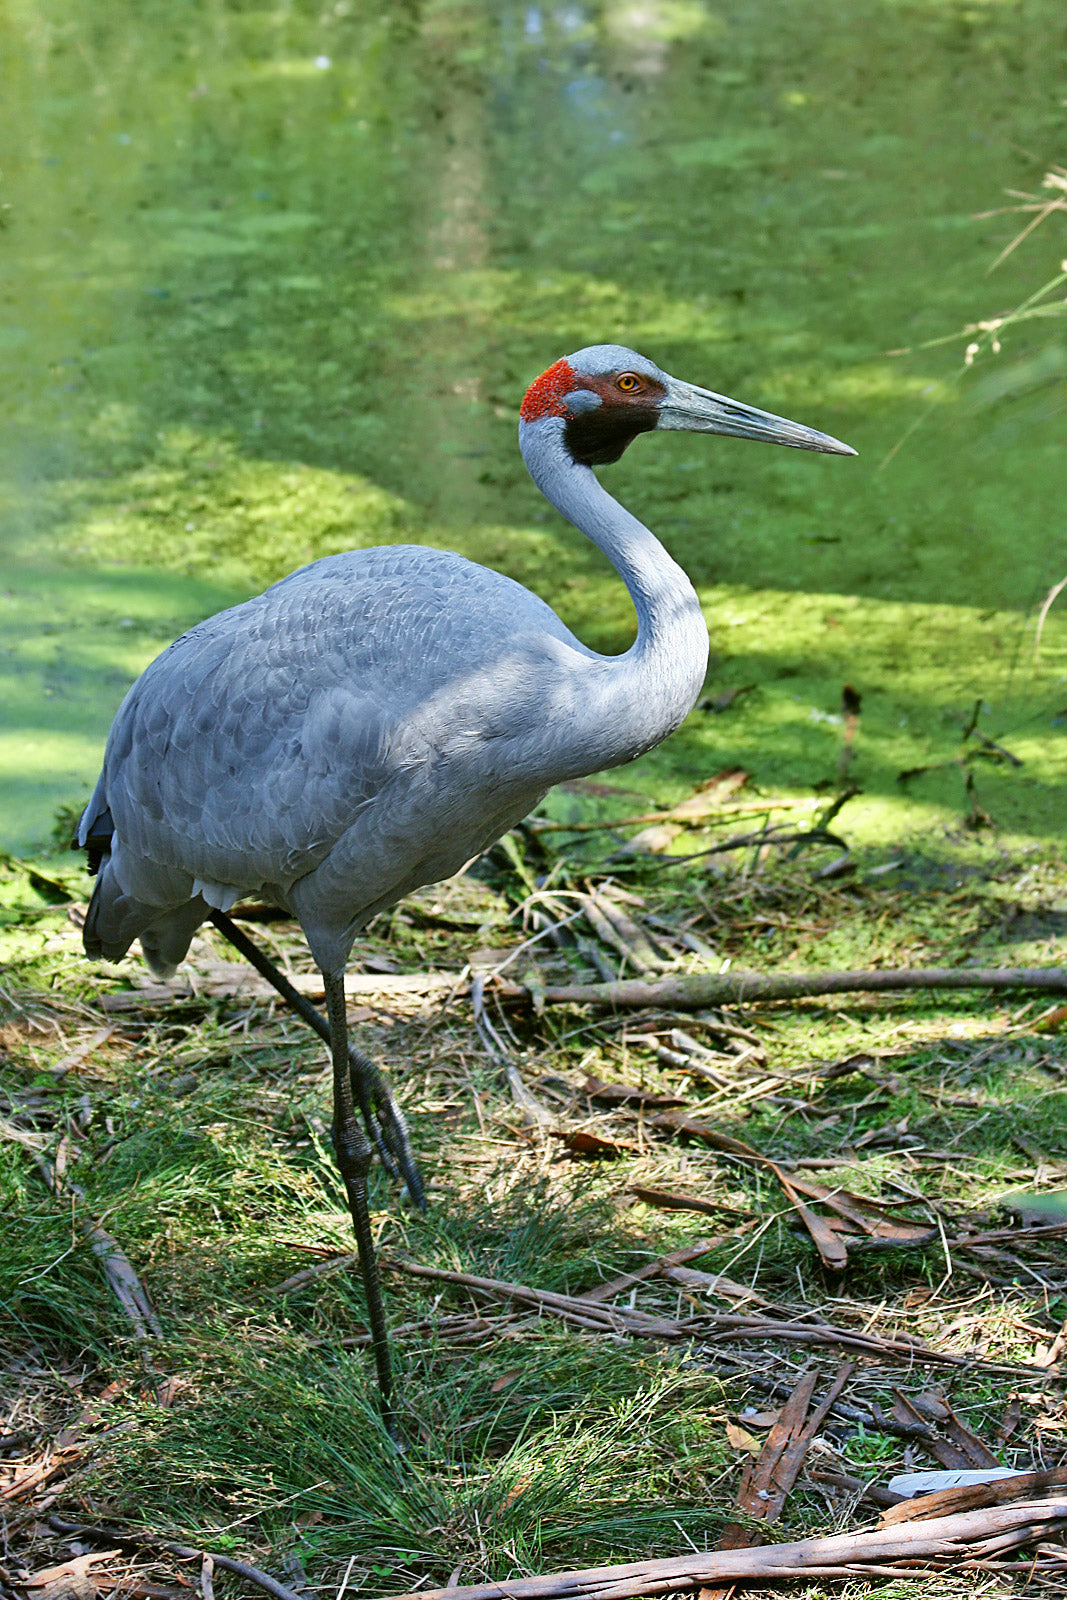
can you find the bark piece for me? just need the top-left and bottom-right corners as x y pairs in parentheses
(582, 1075), (686, 1109)
(630, 1185), (744, 1220)
(878, 1463), (1067, 1524)
(892, 1392), (971, 1470)
(708, 1359), (855, 1600)
(549, 1128), (636, 1159)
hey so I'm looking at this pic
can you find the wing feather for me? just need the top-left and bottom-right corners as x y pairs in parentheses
(92, 546), (579, 900)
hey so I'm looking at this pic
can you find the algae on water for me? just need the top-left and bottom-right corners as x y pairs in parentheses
(3, 0), (1067, 854)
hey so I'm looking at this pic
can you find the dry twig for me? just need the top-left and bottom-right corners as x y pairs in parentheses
(528, 965), (1067, 1009)
(47, 1519), (307, 1600)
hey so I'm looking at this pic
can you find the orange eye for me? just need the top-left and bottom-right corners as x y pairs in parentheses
(616, 373), (641, 392)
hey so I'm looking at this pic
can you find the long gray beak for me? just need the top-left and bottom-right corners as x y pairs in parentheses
(658, 377), (856, 456)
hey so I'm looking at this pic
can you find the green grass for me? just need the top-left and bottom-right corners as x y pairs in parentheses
(3, 842), (1066, 1591)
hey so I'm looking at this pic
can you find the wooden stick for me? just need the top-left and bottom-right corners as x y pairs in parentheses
(382, 1258), (684, 1337)
(534, 965), (1067, 1010)
(580, 1234), (748, 1304)
(23, 1143), (162, 1342)
(530, 800), (813, 834)
(100, 968), (460, 1011)
(378, 1499), (1067, 1600)
(48, 1519), (307, 1600)
(381, 1260), (1048, 1375)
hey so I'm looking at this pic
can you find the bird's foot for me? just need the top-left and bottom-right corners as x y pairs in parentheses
(346, 1044), (426, 1211)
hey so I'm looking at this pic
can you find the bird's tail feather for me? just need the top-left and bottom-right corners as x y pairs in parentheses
(83, 857), (205, 980)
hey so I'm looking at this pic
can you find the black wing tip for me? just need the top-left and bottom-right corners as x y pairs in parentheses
(80, 806), (114, 877)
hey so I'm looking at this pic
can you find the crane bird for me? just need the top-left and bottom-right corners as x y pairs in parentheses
(78, 346), (855, 1428)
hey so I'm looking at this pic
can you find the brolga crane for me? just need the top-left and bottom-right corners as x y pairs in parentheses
(78, 346), (855, 1432)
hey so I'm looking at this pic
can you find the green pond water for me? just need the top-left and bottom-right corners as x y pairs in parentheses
(3, 0), (1067, 856)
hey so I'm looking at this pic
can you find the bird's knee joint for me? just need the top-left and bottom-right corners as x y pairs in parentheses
(333, 1125), (372, 1177)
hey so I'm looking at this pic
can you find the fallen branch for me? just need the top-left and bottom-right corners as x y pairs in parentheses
(381, 1259), (1048, 1374)
(580, 1233), (752, 1304)
(48, 1518), (307, 1600)
(100, 967), (460, 1012)
(383, 1258), (686, 1338)
(379, 1497), (1067, 1600)
(530, 797), (809, 834)
(956, 1220), (1067, 1249)
(808, 1469), (904, 1508)
(8, 1129), (163, 1343)
(531, 965), (1067, 1010)
(696, 1313), (1044, 1374)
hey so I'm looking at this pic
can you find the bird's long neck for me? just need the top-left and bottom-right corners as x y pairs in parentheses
(519, 417), (709, 774)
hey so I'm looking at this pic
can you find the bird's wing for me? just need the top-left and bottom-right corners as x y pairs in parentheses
(93, 547), (580, 896)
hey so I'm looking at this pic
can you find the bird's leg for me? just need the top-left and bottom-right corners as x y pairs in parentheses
(207, 910), (424, 1207)
(323, 967), (397, 1433)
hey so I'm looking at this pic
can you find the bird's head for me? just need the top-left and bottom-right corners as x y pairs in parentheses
(519, 344), (856, 466)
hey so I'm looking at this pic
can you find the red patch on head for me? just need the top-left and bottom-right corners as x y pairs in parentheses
(520, 358), (578, 422)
